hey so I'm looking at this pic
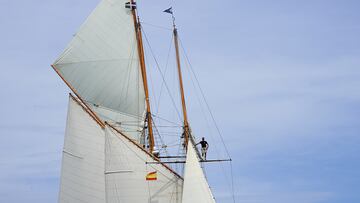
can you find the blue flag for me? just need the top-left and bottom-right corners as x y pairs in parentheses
(163, 7), (173, 14)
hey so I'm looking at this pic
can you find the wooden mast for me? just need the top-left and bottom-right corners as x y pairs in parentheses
(172, 18), (191, 148)
(130, 0), (155, 153)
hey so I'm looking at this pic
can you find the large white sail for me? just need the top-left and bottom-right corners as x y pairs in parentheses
(182, 143), (216, 203)
(54, 0), (219, 202)
(59, 96), (106, 203)
(104, 126), (183, 203)
(53, 0), (145, 141)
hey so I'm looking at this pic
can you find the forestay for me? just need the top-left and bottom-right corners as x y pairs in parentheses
(59, 96), (106, 203)
(105, 126), (183, 203)
(53, 0), (145, 141)
(182, 143), (216, 203)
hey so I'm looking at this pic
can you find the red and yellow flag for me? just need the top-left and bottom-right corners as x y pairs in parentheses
(146, 171), (157, 181)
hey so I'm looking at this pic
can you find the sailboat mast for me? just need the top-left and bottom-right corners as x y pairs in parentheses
(172, 21), (190, 148)
(130, 0), (155, 153)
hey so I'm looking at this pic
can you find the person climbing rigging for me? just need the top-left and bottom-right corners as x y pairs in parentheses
(196, 137), (209, 160)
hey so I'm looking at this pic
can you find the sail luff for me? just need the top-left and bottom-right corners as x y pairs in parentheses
(59, 95), (106, 203)
(52, 65), (105, 128)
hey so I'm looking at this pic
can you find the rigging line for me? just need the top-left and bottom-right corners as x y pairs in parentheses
(108, 127), (176, 180)
(182, 67), (233, 196)
(152, 119), (170, 157)
(178, 35), (235, 195)
(143, 37), (159, 112)
(145, 158), (152, 201)
(164, 144), (182, 148)
(141, 21), (172, 31)
(119, 38), (137, 111)
(152, 125), (180, 128)
(152, 114), (182, 126)
(153, 131), (181, 134)
(178, 36), (232, 159)
(173, 33), (220, 150)
(181, 53), (232, 183)
(180, 47), (221, 155)
(176, 40), (232, 187)
(156, 34), (174, 115)
(230, 161), (236, 203)
(141, 27), (182, 122)
(105, 133), (121, 203)
(156, 134), (181, 138)
(163, 141), (182, 147)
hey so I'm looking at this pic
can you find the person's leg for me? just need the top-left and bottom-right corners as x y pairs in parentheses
(201, 148), (206, 159)
(204, 146), (208, 160)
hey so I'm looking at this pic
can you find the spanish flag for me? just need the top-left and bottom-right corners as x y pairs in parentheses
(146, 171), (157, 181)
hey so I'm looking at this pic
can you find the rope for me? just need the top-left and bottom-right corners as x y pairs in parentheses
(230, 161), (236, 203)
(178, 35), (236, 202)
(178, 36), (232, 159)
(156, 34), (174, 115)
(141, 26), (182, 122)
(152, 114), (182, 126)
(152, 119), (170, 157)
(142, 35), (158, 112)
(141, 21), (172, 31)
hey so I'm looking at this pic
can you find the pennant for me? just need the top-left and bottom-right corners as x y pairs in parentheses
(163, 7), (173, 14)
(146, 171), (157, 181)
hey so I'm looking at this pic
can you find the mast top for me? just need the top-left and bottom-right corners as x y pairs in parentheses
(164, 7), (195, 152)
(163, 7), (177, 29)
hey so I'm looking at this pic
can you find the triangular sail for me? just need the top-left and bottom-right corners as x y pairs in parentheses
(182, 143), (216, 203)
(104, 126), (183, 203)
(53, 0), (145, 141)
(54, 0), (220, 202)
(59, 96), (106, 203)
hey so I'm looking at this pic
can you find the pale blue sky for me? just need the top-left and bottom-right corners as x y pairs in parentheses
(0, 0), (359, 202)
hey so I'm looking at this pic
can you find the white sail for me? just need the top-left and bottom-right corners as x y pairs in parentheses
(182, 143), (216, 203)
(53, 0), (145, 140)
(104, 126), (183, 203)
(59, 96), (106, 203)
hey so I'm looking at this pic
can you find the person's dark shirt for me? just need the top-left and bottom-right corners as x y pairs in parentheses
(199, 140), (208, 148)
